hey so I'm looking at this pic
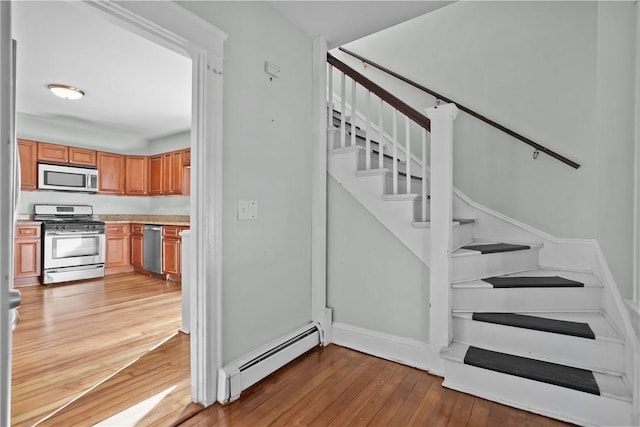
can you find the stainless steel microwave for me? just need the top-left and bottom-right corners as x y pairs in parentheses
(38, 163), (99, 192)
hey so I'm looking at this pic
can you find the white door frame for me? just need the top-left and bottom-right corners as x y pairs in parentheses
(69, 0), (227, 406)
(311, 37), (332, 342)
(0, 2), (16, 424)
(635, 0), (640, 310)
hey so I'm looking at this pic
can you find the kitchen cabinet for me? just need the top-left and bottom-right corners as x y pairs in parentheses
(105, 223), (132, 275)
(148, 155), (163, 196)
(97, 152), (125, 195)
(69, 147), (97, 166)
(182, 148), (191, 196)
(162, 225), (189, 281)
(162, 151), (183, 195)
(17, 139), (38, 190)
(38, 142), (69, 163)
(130, 223), (144, 270)
(182, 148), (191, 166)
(14, 224), (41, 286)
(125, 156), (148, 195)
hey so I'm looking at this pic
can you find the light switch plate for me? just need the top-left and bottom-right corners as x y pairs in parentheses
(238, 200), (248, 220)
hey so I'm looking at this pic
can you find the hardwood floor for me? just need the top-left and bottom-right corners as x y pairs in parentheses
(182, 345), (574, 427)
(12, 274), (574, 426)
(11, 273), (183, 426)
(39, 332), (200, 426)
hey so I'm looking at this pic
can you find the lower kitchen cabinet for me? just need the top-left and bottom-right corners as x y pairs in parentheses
(162, 225), (189, 281)
(105, 223), (133, 275)
(130, 224), (144, 271)
(14, 224), (41, 286)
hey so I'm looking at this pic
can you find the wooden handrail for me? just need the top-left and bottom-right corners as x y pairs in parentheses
(339, 47), (580, 169)
(327, 53), (430, 131)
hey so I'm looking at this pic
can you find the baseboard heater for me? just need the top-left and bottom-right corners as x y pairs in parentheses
(217, 322), (323, 404)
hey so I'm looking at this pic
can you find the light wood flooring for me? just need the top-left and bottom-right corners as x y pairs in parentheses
(11, 273), (184, 426)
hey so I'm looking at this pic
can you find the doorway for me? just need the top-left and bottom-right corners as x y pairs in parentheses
(2, 1), (226, 424)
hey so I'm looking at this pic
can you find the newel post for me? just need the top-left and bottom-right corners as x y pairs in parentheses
(425, 103), (458, 376)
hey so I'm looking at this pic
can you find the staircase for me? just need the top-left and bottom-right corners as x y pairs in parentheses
(327, 97), (636, 425)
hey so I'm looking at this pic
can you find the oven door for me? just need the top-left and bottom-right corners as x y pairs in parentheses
(44, 231), (105, 270)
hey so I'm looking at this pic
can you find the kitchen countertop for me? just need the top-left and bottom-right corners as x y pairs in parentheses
(104, 220), (190, 226)
(99, 215), (189, 227)
(16, 220), (42, 226)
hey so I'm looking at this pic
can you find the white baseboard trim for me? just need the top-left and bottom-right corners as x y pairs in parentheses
(331, 322), (432, 372)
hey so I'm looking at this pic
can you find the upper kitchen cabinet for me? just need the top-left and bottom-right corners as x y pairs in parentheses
(182, 148), (190, 166)
(148, 155), (163, 196)
(97, 152), (125, 194)
(69, 147), (97, 167)
(17, 139), (38, 190)
(162, 150), (183, 195)
(38, 142), (69, 163)
(125, 155), (148, 195)
(182, 149), (190, 196)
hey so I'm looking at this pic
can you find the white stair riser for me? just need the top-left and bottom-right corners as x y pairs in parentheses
(452, 317), (624, 374)
(329, 147), (361, 175)
(452, 224), (474, 250)
(442, 359), (632, 427)
(452, 249), (540, 282)
(452, 287), (603, 312)
(357, 148), (406, 172)
(384, 174), (424, 196)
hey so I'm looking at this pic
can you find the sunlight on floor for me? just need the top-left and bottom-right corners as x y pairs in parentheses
(92, 385), (177, 427)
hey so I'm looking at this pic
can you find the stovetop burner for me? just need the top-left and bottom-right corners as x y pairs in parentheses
(34, 204), (105, 232)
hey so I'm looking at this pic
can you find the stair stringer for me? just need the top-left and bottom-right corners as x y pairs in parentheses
(328, 146), (431, 266)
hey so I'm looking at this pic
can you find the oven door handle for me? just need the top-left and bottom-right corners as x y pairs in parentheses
(45, 230), (104, 235)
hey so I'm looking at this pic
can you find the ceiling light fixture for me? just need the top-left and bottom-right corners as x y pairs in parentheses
(47, 84), (85, 100)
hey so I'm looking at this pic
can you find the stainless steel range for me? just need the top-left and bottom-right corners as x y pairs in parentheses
(34, 204), (106, 284)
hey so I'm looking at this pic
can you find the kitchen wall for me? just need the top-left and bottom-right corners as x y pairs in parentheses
(18, 113), (149, 154)
(178, 1), (313, 364)
(18, 114), (191, 216)
(333, 1), (636, 299)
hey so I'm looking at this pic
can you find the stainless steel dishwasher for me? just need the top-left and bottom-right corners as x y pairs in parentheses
(143, 225), (163, 274)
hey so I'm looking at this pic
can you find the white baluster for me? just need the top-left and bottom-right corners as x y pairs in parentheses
(340, 72), (346, 148)
(378, 98), (383, 169)
(405, 116), (411, 194)
(392, 109), (398, 195)
(365, 91), (371, 170)
(350, 78), (356, 147)
(421, 128), (427, 222)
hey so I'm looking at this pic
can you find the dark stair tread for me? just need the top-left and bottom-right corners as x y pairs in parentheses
(464, 346), (600, 395)
(462, 243), (531, 254)
(472, 312), (595, 339)
(454, 218), (476, 225)
(482, 276), (584, 288)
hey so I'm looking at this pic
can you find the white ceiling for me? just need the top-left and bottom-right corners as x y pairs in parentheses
(12, 1), (192, 141)
(12, 1), (452, 144)
(269, 1), (453, 48)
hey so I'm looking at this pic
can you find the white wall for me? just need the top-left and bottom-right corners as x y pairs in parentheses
(595, 2), (636, 300)
(335, 1), (636, 299)
(148, 130), (189, 155)
(19, 191), (148, 216)
(17, 113), (149, 154)
(327, 177), (429, 342)
(177, 1), (313, 364)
